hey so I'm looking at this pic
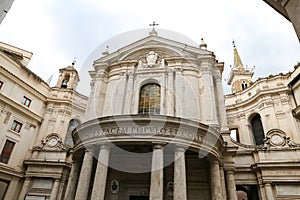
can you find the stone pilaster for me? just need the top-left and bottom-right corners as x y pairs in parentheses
(210, 160), (222, 200)
(124, 71), (134, 114)
(173, 146), (187, 200)
(18, 177), (31, 200)
(150, 144), (164, 200)
(264, 183), (275, 200)
(257, 178), (267, 200)
(226, 170), (237, 200)
(64, 161), (81, 200)
(200, 63), (217, 124)
(75, 151), (94, 200)
(91, 145), (111, 200)
(50, 179), (60, 200)
(167, 69), (175, 116)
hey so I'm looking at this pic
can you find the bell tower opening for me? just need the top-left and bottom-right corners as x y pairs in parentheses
(55, 62), (79, 90)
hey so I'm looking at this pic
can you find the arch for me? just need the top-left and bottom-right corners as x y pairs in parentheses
(249, 113), (265, 145)
(138, 83), (161, 114)
(64, 119), (81, 147)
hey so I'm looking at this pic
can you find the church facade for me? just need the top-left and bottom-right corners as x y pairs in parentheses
(0, 29), (299, 200)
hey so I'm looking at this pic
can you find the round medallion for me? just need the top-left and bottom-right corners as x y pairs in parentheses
(48, 138), (58, 147)
(270, 134), (284, 146)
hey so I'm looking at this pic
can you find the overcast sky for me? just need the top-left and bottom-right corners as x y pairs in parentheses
(0, 0), (299, 95)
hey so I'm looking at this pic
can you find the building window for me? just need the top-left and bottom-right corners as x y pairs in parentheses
(11, 120), (22, 133)
(250, 114), (265, 145)
(0, 81), (3, 90)
(22, 96), (31, 107)
(0, 140), (15, 164)
(230, 128), (240, 142)
(138, 83), (161, 114)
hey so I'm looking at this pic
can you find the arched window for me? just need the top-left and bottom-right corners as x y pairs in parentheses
(138, 83), (160, 114)
(242, 81), (248, 90)
(250, 114), (265, 145)
(64, 119), (81, 148)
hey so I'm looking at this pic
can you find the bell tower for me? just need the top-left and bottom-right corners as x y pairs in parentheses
(56, 60), (79, 90)
(227, 41), (254, 93)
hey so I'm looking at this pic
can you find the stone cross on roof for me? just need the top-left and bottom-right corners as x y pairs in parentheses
(149, 21), (159, 36)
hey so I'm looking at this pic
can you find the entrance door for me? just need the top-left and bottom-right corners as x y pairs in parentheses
(129, 195), (149, 200)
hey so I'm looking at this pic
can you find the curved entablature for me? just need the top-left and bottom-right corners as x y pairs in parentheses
(72, 115), (223, 160)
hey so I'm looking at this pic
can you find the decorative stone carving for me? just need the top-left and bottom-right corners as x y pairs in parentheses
(260, 129), (300, 150)
(33, 133), (66, 150)
(137, 51), (165, 69)
(146, 51), (158, 67)
(111, 180), (119, 194)
(166, 182), (174, 197)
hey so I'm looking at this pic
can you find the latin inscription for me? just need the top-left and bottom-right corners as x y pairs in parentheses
(78, 126), (204, 143)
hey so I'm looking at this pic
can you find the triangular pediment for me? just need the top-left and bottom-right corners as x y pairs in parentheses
(94, 35), (212, 67)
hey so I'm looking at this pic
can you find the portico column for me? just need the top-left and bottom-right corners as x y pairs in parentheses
(226, 170), (237, 200)
(91, 145), (111, 200)
(18, 178), (31, 200)
(210, 160), (222, 200)
(75, 150), (94, 200)
(50, 179), (60, 200)
(64, 161), (81, 200)
(219, 166), (227, 199)
(264, 183), (275, 200)
(173, 146), (187, 200)
(150, 144), (164, 200)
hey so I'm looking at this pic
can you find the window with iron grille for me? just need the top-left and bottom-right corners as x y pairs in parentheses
(138, 83), (160, 115)
(251, 114), (265, 145)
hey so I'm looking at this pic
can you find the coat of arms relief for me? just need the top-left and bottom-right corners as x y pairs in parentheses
(138, 51), (165, 69)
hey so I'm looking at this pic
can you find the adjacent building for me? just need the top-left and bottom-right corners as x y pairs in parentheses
(0, 42), (88, 200)
(263, 0), (300, 42)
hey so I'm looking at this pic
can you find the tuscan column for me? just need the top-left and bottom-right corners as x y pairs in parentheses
(50, 179), (60, 200)
(64, 161), (81, 200)
(150, 144), (164, 200)
(18, 178), (31, 200)
(226, 170), (237, 200)
(75, 150), (94, 200)
(219, 166), (227, 199)
(264, 183), (275, 200)
(173, 146), (187, 200)
(91, 145), (111, 200)
(210, 160), (222, 200)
